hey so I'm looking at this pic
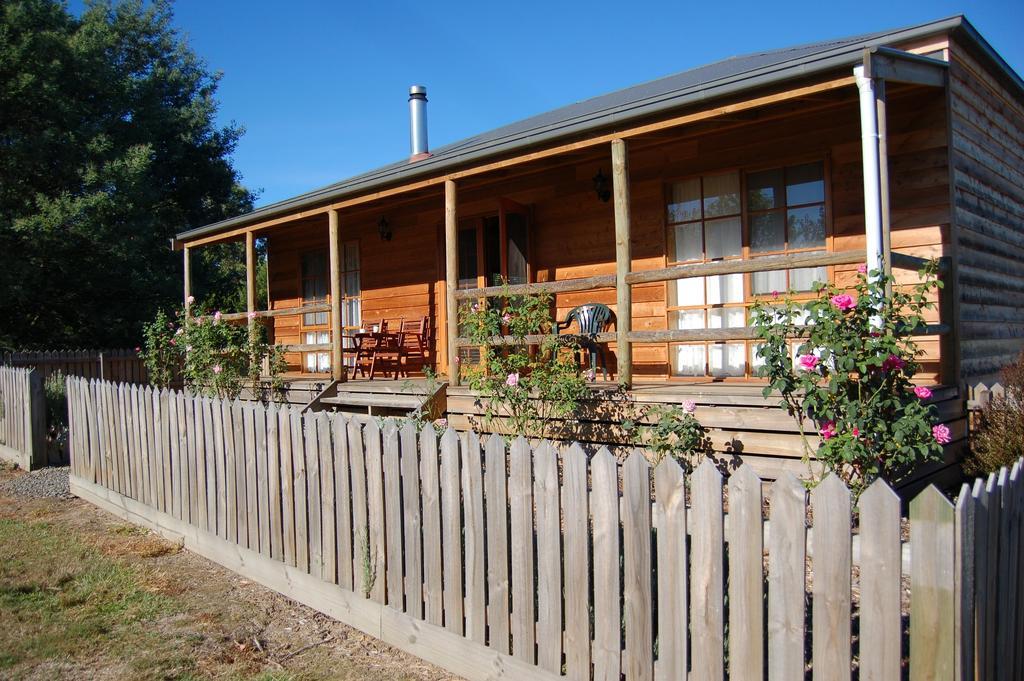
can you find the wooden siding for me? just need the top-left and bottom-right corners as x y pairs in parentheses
(948, 36), (1024, 384)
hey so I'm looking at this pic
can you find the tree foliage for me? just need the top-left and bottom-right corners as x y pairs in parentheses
(0, 0), (256, 349)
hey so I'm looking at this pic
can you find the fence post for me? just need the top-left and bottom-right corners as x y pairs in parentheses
(98, 352), (105, 381)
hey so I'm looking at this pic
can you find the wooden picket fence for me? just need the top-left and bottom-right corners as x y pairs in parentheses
(3, 349), (147, 384)
(0, 366), (46, 469)
(65, 376), (1024, 681)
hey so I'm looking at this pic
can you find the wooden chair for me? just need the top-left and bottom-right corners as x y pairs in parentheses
(557, 303), (615, 380)
(397, 316), (429, 372)
(353, 320), (388, 378)
(369, 326), (407, 380)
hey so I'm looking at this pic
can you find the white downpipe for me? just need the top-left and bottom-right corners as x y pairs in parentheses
(854, 65), (884, 277)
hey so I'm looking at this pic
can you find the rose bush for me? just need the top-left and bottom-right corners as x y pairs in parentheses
(141, 299), (286, 401)
(459, 285), (590, 440)
(751, 262), (946, 491)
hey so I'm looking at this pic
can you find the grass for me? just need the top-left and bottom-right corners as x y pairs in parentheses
(0, 517), (174, 674)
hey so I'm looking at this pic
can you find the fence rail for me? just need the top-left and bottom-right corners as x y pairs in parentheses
(3, 349), (147, 384)
(0, 367), (46, 469)
(66, 376), (1023, 681)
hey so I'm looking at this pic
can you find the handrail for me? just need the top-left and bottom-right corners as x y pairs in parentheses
(624, 250), (864, 285)
(454, 323), (949, 348)
(275, 343), (332, 352)
(200, 303), (332, 323)
(452, 274), (616, 300)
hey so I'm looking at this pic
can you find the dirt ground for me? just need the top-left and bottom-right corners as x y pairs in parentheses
(0, 464), (459, 681)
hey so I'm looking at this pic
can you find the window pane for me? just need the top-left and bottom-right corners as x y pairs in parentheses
(674, 344), (706, 376)
(705, 216), (742, 259)
(703, 173), (740, 217)
(668, 178), (701, 223)
(788, 205), (826, 248)
(343, 242), (359, 272)
(673, 223), (702, 262)
(673, 276), (705, 307)
(747, 168), (785, 210)
(750, 343), (765, 371)
(750, 212), (785, 252)
(318, 352), (331, 372)
(752, 269), (786, 295)
(457, 227), (478, 289)
(790, 265), (828, 291)
(343, 299), (360, 328)
(706, 273), (743, 304)
(672, 309), (706, 329)
(710, 343), (745, 377)
(709, 308), (745, 328)
(786, 162), (825, 205)
(506, 213), (528, 285)
(305, 353), (317, 371)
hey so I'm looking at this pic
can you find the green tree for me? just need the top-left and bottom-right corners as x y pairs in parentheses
(0, 0), (256, 349)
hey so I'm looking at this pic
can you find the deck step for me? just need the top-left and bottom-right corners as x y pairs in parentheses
(321, 392), (427, 410)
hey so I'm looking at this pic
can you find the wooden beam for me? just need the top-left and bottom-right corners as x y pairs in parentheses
(245, 232), (257, 322)
(209, 304), (331, 323)
(183, 246), (192, 315)
(612, 139), (632, 388)
(179, 75), (857, 250)
(328, 209), (345, 382)
(275, 343), (332, 353)
(625, 250), (864, 286)
(864, 47), (948, 88)
(452, 274), (616, 300)
(444, 180), (460, 386)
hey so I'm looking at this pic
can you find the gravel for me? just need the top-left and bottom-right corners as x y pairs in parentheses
(0, 466), (72, 499)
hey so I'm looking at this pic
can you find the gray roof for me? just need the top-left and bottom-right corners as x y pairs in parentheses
(178, 14), (1017, 243)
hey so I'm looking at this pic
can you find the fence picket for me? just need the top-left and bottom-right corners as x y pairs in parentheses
(242, 404), (257, 550)
(484, 435), (510, 655)
(462, 431), (486, 646)
(267, 404), (284, 562)
(508, 436), (535, 663)
(419, 424), (443, 626)
(954, 482), (976, 681)
(219, 401), (235, 542)
(534, 441), (562, 673)
(364, 421), (386, 603)
(160, 390), (172, 514)
(691, 459), (723, 681)
(562, 443), (590, 681)
(401, 421), (423, 619)
(305, 413), (323, 579)
(383, 423), (404, 607)
(996, 467), (1017, 681)
(909, 486), (956, 681)
(202, 398), (218, 535)
(253, 405), (268, 555)
(280, 407), (296, 567)
(592, 447), (620, 681)
(858, 478), (902, 681)
(970, 477), (990, 681)
(982, 473), (1000, 681)
(292, 410), (311, 574)
(654, 457), (686, 681)
(318, 413), (337, 585)
(727, 464), (762, 681)
(768, 473), (806, 681)
(333, 414), (353, 590)
(440, 427), (464, 634)
(348, 420), (368, 595)
(811, 474), (851, 681)
(145, 387), (158, 511)
(623, 451), (653, 681)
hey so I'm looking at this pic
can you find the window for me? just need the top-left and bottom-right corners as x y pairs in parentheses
(299, 242), (361, 374)
(665, 161), (829, 378)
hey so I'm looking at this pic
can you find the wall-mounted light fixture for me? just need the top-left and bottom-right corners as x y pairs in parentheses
(378, 217), (392, 242)
(592, 169), (611, 203)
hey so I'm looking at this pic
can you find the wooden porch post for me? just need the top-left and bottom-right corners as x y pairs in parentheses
(444, 180), (460, 387)
(612, 139), (633, 388)
(876, 79), (893, 295)
(183, 246), (192, 315)
(328, 209), (346, 382)
(245, 232), (256, 322)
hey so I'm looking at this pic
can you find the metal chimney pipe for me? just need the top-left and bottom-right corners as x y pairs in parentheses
(409, 85), (429, 159)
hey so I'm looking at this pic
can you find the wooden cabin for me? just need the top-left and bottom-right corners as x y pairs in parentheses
(173, 16), (1024, 482)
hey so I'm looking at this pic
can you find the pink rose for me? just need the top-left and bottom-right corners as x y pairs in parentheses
(857, 263), (868, 274)
(213, 311), (222, 323)
(502, 313), (512, 324)
(212, 364), (222, 375)
(247, 311), (258, 320)
(434, 418), (448, 428)
(830, 294), (856, 311)
(882, 354), (906, 372)
(819, 421), (836, 440)
(798, 354), (819, 371)
(134, 346), (141, 353)
(169, 339), (176, 346)
(914, 386), (932, 400)
(852, 427), (860, 437)
(771, 290), (779, 299)
(505, 372), (519, 387)
(186, 295), (195, 305)
(682, 400), (696, 414)
(933, 423), (951, 445)
(584, 369), (596, 382)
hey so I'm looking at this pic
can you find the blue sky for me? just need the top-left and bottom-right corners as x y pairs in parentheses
(73, 0), (1023, 208)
